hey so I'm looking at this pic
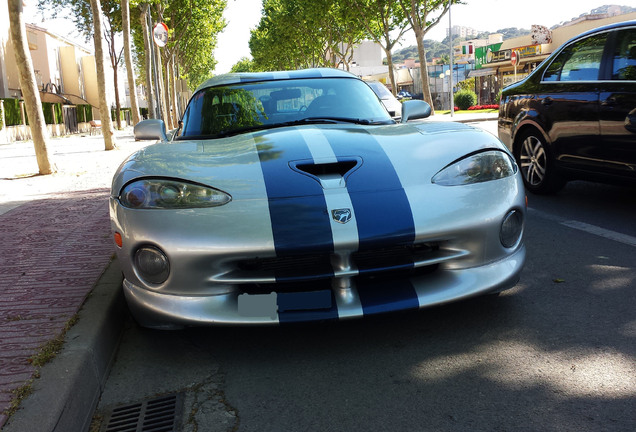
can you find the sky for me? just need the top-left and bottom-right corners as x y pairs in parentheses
(22, 0), (627, 74)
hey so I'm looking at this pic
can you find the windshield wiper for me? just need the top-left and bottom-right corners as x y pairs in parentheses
(290, 117), (379, 125)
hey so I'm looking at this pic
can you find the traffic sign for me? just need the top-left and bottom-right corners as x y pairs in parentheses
(153, 22), (169, 47)
(510, 50), (518, 67)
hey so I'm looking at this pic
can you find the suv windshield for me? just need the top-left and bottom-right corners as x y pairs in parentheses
(178, 77), (393, 139)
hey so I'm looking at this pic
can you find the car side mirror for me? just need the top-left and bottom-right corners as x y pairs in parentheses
(401, 100), (432, 123)
(134, 119), (168, 141)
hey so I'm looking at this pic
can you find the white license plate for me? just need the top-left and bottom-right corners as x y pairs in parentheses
(237, 293), (278, 319)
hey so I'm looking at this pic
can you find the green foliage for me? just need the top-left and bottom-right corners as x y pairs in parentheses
(2, 98), (23, 126)
(454, 89), (477, 110)
(230, 57), (257, 73)
(456, 77), (475, 92)
(250, 0), (367, 71)
(76, 104), (92, 123)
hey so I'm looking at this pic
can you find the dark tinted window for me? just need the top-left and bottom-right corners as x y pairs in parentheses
(179, 78), (391, 138)
(543, 33), (606, 82)
(611, 28), (636, 80)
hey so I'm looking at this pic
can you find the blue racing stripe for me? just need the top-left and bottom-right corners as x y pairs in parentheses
(278, 291), (339, 323)
(358, 279), (419, 315)
(255, 129), (334, 256)
(327, 129), (416, 251)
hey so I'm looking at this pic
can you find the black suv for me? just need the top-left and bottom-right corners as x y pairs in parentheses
(498, 21), (636, 194)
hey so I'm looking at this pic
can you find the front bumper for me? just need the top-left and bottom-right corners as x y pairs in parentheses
(123, 245), (525, 329)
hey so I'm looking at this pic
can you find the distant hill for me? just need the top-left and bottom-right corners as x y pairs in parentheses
(388, 4), (636, 63)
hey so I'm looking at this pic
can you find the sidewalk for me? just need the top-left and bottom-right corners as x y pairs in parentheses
(0, 112), (498, 431)
(0, 128), (150, 430)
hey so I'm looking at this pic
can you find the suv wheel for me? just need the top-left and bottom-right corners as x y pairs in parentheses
(515, 130), (565, 194)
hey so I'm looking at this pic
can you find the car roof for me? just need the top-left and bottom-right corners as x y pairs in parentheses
(195, 68), (359, 93)
(565, 19), (636, 44)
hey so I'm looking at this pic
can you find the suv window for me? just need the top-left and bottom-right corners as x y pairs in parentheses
(543, 33), (606, 82)
(611, 28), (636, 80)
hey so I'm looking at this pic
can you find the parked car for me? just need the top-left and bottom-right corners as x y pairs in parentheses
(498, 20), (636, 194)
(365, 80), (402, 118)
(398, 90), (413, 99)
(112, 68), (526, 329)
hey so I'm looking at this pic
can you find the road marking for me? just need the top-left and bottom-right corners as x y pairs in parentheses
(529, 208), (636, 248)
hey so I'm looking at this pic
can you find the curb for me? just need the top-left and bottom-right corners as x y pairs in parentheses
(2, 259), (127, 432)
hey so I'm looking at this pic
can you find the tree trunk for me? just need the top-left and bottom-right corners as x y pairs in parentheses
(156, 49), (169, 127)
(169, 56), (179, 125)
(90, 0), (117, 150)
(122, 0), (141, 125)
(384, 47), (397, 96)
(7, 0), (54, 175)
(111, 34), (122, 130)
(140, 3), (155, 119)
(415, 28), (435, 112)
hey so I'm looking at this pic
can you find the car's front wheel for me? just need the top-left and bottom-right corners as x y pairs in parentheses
(515, 129), (565, 194)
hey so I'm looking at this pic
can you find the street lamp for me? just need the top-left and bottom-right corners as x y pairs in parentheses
(448, 0), (454, 116)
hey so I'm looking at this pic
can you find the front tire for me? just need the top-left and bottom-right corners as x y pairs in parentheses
(514, 129), (565, 194)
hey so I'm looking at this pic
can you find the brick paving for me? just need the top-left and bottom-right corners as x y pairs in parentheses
(0, 129), (149, 428)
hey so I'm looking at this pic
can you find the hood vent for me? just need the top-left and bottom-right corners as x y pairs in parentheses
(293, 159), (360, 189)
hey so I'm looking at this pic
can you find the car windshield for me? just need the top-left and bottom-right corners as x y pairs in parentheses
(177, 77), (393, 139)
(366, 81), (393, 100)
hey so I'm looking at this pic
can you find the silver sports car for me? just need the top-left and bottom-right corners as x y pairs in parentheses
(110, 68), (526, 329)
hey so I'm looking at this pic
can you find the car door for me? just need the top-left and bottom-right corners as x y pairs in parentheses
(539, 32), (607, 172)
(599, 26), (636, 178)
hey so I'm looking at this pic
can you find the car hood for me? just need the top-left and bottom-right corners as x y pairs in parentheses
(112, 122), (505, 199)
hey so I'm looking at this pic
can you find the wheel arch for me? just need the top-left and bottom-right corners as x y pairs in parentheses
(511, 118), (551, 157)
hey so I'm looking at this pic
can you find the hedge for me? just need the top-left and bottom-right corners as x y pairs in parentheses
(76, 104), (93, 123)
(1, 98), (23, 126)
(42, 102), (63, 124)
(454, 90), (478, 110)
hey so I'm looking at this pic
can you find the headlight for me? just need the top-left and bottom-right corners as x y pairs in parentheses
(432, 150), (516, 186)
(119, 178), (231, 209)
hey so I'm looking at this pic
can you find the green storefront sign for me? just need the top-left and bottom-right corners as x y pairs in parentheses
(474, 43), (502, 69)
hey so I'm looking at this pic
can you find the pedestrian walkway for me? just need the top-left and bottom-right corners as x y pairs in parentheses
(0, 128), (149, 429)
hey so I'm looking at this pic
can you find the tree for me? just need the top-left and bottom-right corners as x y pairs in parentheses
(250, 0), (366, 72)
(38, 0), (125, 131)
(398, 0), (457, 112)
(102, 0), (124, 129)
(349, 0), (410, 95)
(230, 57), (257, 73)
(122, 0), (141, 125)
(90, 0), (117, 149)
(8, 0), (54, 174)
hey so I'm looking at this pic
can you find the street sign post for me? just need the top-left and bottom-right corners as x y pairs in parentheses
(511, 50), (518, 82)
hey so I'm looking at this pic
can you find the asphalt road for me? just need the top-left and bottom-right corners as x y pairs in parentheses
(92, 121), (636, 432)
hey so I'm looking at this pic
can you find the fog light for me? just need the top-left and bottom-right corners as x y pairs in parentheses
(500, 210), (523, 248)
(134, 246), (170, 284)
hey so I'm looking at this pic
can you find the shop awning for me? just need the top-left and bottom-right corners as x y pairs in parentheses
(468, 68), (497, 77)
(62, 93), (92, 106)
(39, 91), (72, 105)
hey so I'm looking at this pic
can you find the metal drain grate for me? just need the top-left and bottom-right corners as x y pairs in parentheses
(103, 393), (184, 432)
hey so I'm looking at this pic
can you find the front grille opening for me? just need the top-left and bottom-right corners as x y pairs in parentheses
(102, 393), (184, 432)
(354, 243), (437, 271)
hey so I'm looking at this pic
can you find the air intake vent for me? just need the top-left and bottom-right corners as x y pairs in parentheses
(295, 160), (358, 177)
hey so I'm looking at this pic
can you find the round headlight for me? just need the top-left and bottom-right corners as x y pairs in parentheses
(134, 246), (170, 284)
(124, 186), (148, 208)
(500, 210), (524, 248)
